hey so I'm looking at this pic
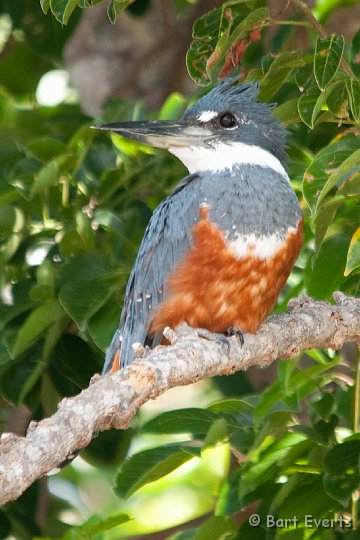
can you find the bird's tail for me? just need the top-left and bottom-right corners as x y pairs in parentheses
(102, 329), (121, 374)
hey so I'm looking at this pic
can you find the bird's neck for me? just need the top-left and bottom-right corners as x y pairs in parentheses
(169, 140), (288, 180)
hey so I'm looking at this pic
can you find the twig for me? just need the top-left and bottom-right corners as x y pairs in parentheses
(1, 293), (360, 506)
(290, 0), (327, 37)
(290, 0), (355, 78)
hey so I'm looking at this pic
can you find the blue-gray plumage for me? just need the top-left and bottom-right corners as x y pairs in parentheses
(97, 79), (303, 373)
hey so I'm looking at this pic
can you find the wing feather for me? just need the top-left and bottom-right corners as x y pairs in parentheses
(103, 174), (199, 372)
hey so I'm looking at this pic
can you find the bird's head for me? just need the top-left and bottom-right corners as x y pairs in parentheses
(95, 79), (287, 175)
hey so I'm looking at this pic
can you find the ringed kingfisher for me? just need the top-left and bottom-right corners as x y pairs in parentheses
(97, 79), (303, 373)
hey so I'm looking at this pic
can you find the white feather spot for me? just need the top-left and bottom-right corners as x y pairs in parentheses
(228, 227), (296, 260)
(198, 110), (218, 122)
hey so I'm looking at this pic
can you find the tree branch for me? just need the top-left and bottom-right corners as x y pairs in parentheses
(1, 293), (360, 506)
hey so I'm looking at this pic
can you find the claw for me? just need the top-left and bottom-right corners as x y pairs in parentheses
(217, 334), (232, 354)
(198, 329), (232, 354)
(226, 326), (244, 346)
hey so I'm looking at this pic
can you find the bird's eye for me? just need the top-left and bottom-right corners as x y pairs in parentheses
(219, 112), (237, 128)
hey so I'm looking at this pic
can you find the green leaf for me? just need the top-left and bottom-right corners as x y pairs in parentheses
(0, 233), (22, 265)
(59, 279), (113, 330)
(0, 205), (25, 236)
(159, 92), (187, 120)
(30, 156), (68, 198)
(49, 335), (100, 393)
(346, 79), (360, 122)
(313, 202), (336, 253)
(17, 352), (47, 404)
(314, 35), (344, 90)
(295, 63), (313, 92)
(277, 358), (296, 395)
(37, 260), (57, 289)
(350, 29), (360, 78)
(57, 252), (115, 285)
(76, 211), (94, 249)
(29, 284), (54, 303)
(43, 316), (69, 362)
(62, 513), (130, 540)
(0, 281), (35, 332)
(58, 230), (87, 258)
(59, 252), (117, 329)
(68, 123), (95, 155)
(193, 516), (236, 540)
(259, 52), (304, 102)
(186, 5), (268, 86)
(345, 227), (360, 276)
(305, 236), (348, 299)
(114, 444), (200, 499)
(12, 299), (63, 357)
(213, 7), (269, 73)
(26, 137), (67, 163)
(40, 0), (51, 14)
(219, 5), (269, 49)
(81, 428), (132, 468)
(297, 85), (328, 129)
(0, 341), (11, 368)
(311, 392), (335, 420)
(0, 509), (11, 538)
(143, 408), (218, 435)
(323, 472), (359, 506)
(303, 135), (360, 213)
(50, 0), (78, 24)
(208, 399), (254, 425)
(273, 98), (301, 124)
(88, 300), (121, 352)
(323, 440), (360, 505)
(107, 0), (135, 24)
(78, 0), (103, 6)
(278, 476), (337, 519)
(316, 148), (360, 208)
(186, 8), (230, 86)
(210, 399), (255, 452)
(0, 350), (43, 405)
(203, 418), (228, 449)
(327, 81), (349, 118)
(292, 415), (337, 445)
(255, 360), (338, 423)
(238, 433), (306, 501)
(92, 209), (125, 237)
(340, 171), (360, 196)
(312, 198), (355, 256)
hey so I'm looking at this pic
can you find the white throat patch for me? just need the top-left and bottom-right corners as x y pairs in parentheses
(169, 141), (288, 180)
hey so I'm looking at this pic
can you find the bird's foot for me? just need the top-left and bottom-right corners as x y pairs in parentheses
(225, 326), (244, 347)
(197, 329), (232, 355)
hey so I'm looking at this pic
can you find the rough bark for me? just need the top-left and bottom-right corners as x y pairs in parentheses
(1, 293), (360, 506)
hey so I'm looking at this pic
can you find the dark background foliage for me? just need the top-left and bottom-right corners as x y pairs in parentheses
(0, 0), (359, 538)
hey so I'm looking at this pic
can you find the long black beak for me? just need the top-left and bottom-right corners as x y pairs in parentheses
(92, 120), (214, 148)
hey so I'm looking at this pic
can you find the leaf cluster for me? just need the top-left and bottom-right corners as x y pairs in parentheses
(113, 354), (360, 538)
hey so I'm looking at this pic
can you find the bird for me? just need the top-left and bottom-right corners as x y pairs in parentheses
(96, 78), (303, 373)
